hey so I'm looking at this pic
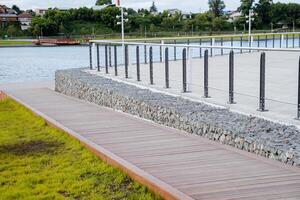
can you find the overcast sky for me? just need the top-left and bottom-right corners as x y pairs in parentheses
(2, 0), (299, 12)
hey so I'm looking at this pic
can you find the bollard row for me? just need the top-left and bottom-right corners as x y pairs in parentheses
(88, 41), (300, 119)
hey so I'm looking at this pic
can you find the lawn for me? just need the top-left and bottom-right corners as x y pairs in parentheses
(0, 40), (33, 45)
(0, 98), (161, 200)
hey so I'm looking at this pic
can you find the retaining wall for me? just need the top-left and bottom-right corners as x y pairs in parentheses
(55, 68), (300, 167)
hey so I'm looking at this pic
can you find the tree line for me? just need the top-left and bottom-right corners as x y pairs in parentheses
(3, 0), (300, 37)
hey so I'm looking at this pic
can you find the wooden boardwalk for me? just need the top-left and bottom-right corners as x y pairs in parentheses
(3, 87), (300, 200)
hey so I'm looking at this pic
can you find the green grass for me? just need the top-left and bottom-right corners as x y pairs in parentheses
(0, 98), (161, 200)
(0, 40), (33, 45)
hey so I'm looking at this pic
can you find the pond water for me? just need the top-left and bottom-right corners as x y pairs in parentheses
(0, 46), (89, 84)
(0, 37), (298, 84)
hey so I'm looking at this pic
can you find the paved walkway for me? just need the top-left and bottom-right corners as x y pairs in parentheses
(3, 86), (300, 200)
(87, 51), (300, 127)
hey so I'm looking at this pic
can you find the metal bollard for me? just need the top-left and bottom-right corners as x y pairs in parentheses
(109, 45), (112, 67)
(221, 37), (223, 55)
(240, 36), (243, 54)
(199, 39), (202, 58)
(297, 56), (300, 119)
(210, 38), (213, 57)
(286, 35), (289, 48)
(174, 40), (177, 61)
(165, 47), (169, 88)
(160, 43), (163, 62)
(114, 45), (118, 76)
(96, 44), (100, 71)
(89, 42), (93, 70)
(149, 46), (154, 85)
(104, 45), (108, 73)
(228, 50), (236, 104)
(258, 52), (268, 112)
(293, 34), (295, 48)
(144, 42), (147, 64)
(265, 35), (268, 48)
(182, 48), (187, 92)
(272, 34), (275, 48)
(136, 46), (140, 81)
(187, 39), (190, 45)
(231, 37), (233, 47)
(125, 45), (129, 78)
(249, 36), (252, 53)
(203, 50), (209, 98)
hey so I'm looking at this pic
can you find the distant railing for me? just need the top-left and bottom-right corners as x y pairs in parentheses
(88, 32), (300, 120)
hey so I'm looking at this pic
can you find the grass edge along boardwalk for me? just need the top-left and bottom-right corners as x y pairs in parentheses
(0, 97), (161, 200)
(3, 87), (300, 200)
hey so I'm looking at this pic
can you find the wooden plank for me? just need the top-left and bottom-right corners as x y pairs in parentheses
(4, 87), (300, 200)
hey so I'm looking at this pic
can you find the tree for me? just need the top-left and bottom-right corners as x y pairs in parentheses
(254, 0), (273, 27)
(12, 5), (21, 14)
(239, 0), (255, 16)
(194, 12), (214, 31)
(150, 1), (158, 13)
(208, 0), (225, 17)
(7, 25), (17, 37)
(96, 0), (112, 6)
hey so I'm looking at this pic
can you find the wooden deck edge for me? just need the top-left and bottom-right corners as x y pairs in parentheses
(0, 90), (7, 100)
(3, 90), (194, 200)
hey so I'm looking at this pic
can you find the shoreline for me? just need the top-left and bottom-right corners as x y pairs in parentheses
(0, 44), (89, 48)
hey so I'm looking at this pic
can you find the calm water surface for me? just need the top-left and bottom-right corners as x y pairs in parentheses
(1, 38), (298, 84)
(0, 46), (89, 84)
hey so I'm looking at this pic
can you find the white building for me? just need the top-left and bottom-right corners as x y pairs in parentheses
(35, 8), (47, 16)
(227, 10), (242, 22)
(18, 12), (32, 30)
(166, 9), (181, 16)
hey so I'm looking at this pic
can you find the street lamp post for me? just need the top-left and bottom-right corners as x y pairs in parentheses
(116, 1), (128, 44)
(121, 7), (125, 43)
(246, 9), (254, 48)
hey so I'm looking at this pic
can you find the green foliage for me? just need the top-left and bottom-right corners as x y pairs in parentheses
(7, 25), (18, 37)
(208, 0), (225, 17)
(96, 0), (112, 6)
(9, 1), (300, 37)
(12, 5), (21, 14)
(150, 1), (158, 13)
(270, 3), (300, 27)
(0, 40), (32, 45)
(30, 16), (58, 36)
(239, 0), (255, 15)
(254, 0), (273, 27)
(0, 98), (161, 200)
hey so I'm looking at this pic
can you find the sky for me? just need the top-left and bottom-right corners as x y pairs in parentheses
(1, 0), (299, 12)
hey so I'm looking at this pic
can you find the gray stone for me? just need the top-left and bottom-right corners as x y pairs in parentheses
(55, 68), (300, 167)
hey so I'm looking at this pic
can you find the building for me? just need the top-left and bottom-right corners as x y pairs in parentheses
(0, 5), (17, 14)
(18, 12), (32, 30)
(166, 9), (181, 16)
(181, 11), (192, 20)
(0, 5), (18, 28)
(92, 4), (115, 11)
(35, 8), (47, 16)
(227, 10), (242, 22)
(165, 9), (192, 20)
(0, 5), (8, 13)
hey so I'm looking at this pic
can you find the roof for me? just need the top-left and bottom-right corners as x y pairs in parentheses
(0, 13), (17, 17)
(0, 5), (8, 9)
(35, 8), (48, 11)
(18, 12), (33, 18)
(166, 9), (181, 12)
(92, 5), (108, 10)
